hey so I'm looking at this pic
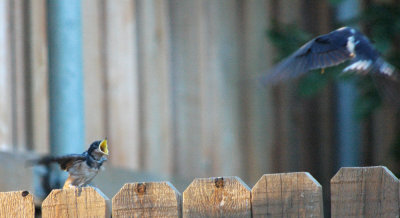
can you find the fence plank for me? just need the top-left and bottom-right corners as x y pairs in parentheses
(331, 166), (399, 217)
(104, 0), (140, 169)
(183, 176), (251, 217)
(200, 0), (243, 178)
(169, 0), (207, 177)
(270, 0), (303, 173)
(10, 0), (28, 151)
(240, 0), (274, 183)
(82, 0), (107, 143)
(252, 172), (323, 217)
(0, 191), (35, 218)
(29, 0), (49, 154)
(0, 0), (12, 151)
(112, 182), (181, 217)
(42, 187), (110, 218)
(136, 0), (173, 175)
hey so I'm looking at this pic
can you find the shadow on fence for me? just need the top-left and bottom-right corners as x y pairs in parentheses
(0, 166), (398, 217)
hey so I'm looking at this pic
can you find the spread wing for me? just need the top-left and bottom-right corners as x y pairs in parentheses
(28, 154), (86, 171)
(261, 29), (352, 84)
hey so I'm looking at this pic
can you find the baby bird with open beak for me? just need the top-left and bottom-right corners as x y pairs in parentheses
(29, 139), (109, 189)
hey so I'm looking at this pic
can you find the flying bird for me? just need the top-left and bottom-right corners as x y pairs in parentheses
(28, 139), (109, 189)
(261, 26), (398, 84)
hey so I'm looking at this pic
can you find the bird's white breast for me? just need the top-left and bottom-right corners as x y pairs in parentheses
(346, 36), (356, 55)
(67, 160), (99, 186)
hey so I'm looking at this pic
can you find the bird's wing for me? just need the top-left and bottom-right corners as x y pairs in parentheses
(261, 29), (353, 84)
(29, 154), (86, 171)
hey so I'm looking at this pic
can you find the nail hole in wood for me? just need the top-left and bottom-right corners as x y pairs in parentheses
(215, 177), (224, 188)
(136, 183), (146, 194)
(21, 191), (29, 197)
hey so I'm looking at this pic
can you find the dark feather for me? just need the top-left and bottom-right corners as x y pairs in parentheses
(29, 154), (86, 171)
(261, 27), (353, 84)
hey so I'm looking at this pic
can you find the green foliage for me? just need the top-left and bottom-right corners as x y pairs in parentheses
(361, 3), (400, 66)
(352, 3), (400, 119)
(363, 4), (400, 47)
(360, 3), (400, 164)
(353, 77), (382, 120)
(267, 22), (311, 61)
(328, 0), (344, 6)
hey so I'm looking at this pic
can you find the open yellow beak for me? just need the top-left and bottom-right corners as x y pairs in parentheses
(99, 139), (109, 155)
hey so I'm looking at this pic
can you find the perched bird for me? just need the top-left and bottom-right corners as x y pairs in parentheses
(261, 26), (398, 84)
(29, 139), (109, 189)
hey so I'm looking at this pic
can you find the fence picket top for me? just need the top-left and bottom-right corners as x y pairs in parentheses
(0, 190), (35, 218)
(112, 181), (181, 217)
(251, 172), (323, 217)
(183, 176), (251, 217)
(41, 186), (110, 218)
(331, 166), (399, 217)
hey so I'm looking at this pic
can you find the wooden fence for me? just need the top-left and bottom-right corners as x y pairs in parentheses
(0, 166), (398, 217)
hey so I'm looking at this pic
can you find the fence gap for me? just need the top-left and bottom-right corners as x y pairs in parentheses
(331, 166), (399, 217)
(0, 190), (35, 218)
(41, 187), (110, 217)
(183, 176), (251, 217)
(112, 182), (181, 217)
(252, 172), (323, 217)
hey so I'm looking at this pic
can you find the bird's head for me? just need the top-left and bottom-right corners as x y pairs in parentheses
(87, 138), (109, 159)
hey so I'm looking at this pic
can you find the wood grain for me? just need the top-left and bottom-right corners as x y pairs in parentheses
(331, 166), (399, 217)
(82, 0), (107, 144)
(199, 0), (243, 178)
(271, 0), (303, 172)
(42, 187), (110, 218)
(169, 0), (245, 179)
(112, 182), (181, 217)
(169, 0), (206, 177)
(104, 0), (140, 169)
(183, 176), (251, 217)
(29, 0), (49, 154)
(240, 0), (274, 183)
(136, 0), (173, 175)
(252, 172), (323, 217)
(0, 190), (35, 218)
(373, 106), (397, 168)
(10, 0), (28, 151)
(0, 0), (12, 151)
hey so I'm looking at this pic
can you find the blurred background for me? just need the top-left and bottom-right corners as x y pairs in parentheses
(0, 0), (400, 214)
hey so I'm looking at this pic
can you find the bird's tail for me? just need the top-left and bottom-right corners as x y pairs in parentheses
(26, 156), (61, 167)
(371, 73), (400, 108)
(343, 58), (398, 80)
